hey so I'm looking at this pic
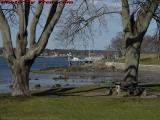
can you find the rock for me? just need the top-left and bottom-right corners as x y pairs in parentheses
(35, 84), (41, 88)
(65, 84), (70, 87)
(141, 89), (147, 97)
(105, 62), (125, 70)
(105, 62), (115, 68)
(55, 84), (61, 88)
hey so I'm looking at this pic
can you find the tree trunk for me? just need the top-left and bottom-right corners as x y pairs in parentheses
(10, 60), (32, 96)
(120, 0), (158, 96)
(122, 36), (142, 95)
(158, 50), (160, 61)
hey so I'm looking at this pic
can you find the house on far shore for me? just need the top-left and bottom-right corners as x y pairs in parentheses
(39, 48), (122, 60)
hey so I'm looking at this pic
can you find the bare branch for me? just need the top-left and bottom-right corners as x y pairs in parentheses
(30, 2), (44, 47)
(136, 0), (159, 33)
(16, 3), (28, 58)
(121, 0), (131, 33)
(1, 4), (18, 26)
(25, 0), (67, 60)
(25, 0), (30, 28)
(43, 1), (58, 31)
(56, 0), (121, 47)
(0, 6), (15, 63)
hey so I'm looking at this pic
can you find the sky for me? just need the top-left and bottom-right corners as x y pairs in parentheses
(0, 0), (158, 50)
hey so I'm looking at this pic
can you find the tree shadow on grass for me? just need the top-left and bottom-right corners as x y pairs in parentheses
(32, 87), (75, 96)
(32, 86), (107, 97)
(0, 93), (32, 102)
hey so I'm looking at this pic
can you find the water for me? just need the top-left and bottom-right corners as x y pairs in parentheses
(0, 56), (71, 93)
(0, 56), (107, 93)
(32, 57), (69, 70)
(0, 56), (69, 82)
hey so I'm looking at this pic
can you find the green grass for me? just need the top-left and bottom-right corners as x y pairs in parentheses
(117, 57), (160, 65)
(147, 86), (160, 92)
(0, 86), (160, 120)
(0, 96), (160, 120)
(140, 57), (160, 65)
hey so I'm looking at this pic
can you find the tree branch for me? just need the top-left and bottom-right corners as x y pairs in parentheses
(62, 11), (120, 40)
(0, 6), (15, 64)
(136, 0), (159, 33)
(16, 4), (28, 58)
(36, 0), (66, 55)
(25, 0), (66, 60)
(30, 2), (44, 47)
(43, 1), (58, 32)
(121, 0), (131, 33)
(25, 0), (30, 28)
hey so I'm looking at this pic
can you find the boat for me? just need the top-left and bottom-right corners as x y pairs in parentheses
(68, 57), (93, 65)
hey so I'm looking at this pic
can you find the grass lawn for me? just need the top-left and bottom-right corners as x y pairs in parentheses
(140, 58), (160, 65)
(0, 86), (160, 120)
(117, 54), (160, 65)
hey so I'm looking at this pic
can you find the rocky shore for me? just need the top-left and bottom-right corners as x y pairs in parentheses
(32, 61), (160, 84)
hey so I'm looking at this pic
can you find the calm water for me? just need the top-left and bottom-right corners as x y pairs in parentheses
(0, 56), (72, 93)
(0, 56), (69, 83)
(0, 57), (106, 93)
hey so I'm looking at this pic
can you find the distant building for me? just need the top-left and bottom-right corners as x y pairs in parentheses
(31, 48), (121, 59)
(104, 48), (122, 59)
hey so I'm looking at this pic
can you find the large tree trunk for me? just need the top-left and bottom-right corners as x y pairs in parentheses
(10, 60), (32, 96)
(120, 0), (158, 95)
(122, 36), (143, 95)
(0, 1), (66, 96)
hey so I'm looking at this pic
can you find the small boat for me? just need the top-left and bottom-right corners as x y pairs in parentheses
(68, 57), (93, 64)
(69, 57), (80, 62)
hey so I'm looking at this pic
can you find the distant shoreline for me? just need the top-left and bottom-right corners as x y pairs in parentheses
(39, 56), (68, 58)
(0, 55), (68, 58)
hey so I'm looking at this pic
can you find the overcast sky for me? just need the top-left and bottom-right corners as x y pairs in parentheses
(0, 0), (157, 50)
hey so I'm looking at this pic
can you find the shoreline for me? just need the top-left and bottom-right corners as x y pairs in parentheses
(31, 61), (160, 85)
(1, 61), (160, 94)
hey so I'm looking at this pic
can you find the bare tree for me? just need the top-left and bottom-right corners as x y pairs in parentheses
(0, 0), (67, 96)
(56, 0), (121, 47)
(111, 33), (159, 56)
(140, 35), (153, 52)
(53, 0), (159, 95)
(110, 32), (125, 53)
(121, 0), (159, 94)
